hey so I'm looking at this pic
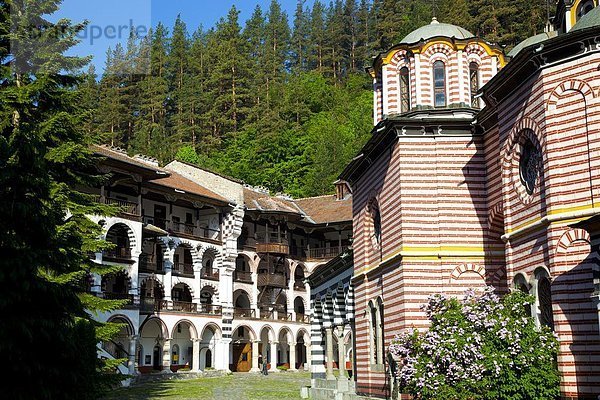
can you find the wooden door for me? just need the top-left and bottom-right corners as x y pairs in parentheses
(233, 343), (252, 372)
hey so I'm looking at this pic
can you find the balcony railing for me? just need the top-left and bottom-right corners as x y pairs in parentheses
(306, 246), (349, 260)
(255, 234), (289, 254)
(102, 247), (132, 262)
(99, 196), (140, 217)
(295, 313), (309, 323)
(143, 215), (221, 241)
(201, 269), (219, 280)
(172, 262), (194, 277)
(277, 312), (292, 321)
(233, 308), (256, 318)
(293, 281), (306, 291)
(139, 254), (164, 274)
(234, 270), (253, 283)
(140, 298), (222, 315)
(257, 272), (287, 288)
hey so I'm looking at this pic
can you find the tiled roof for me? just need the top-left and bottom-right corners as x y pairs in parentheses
(243, 187), (300, 214)
(92, 144), (167, 173)
(294, 195), (353, 224)
(152, 171), (228, 204)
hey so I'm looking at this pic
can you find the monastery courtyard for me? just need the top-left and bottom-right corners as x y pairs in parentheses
(103, 372), (310, 400)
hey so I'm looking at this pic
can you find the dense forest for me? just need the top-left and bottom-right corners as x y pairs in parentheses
(84, 0), (553, 197)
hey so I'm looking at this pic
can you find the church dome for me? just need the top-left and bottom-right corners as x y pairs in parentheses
(572, 4), (600, 31)
(508, 31), (558, 58)
(401, 17), (474, 44)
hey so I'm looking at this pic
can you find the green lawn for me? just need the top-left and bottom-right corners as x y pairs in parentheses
(102, 371), (310, 400)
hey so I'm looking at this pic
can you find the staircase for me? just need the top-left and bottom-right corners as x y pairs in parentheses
(307, 378), (371, 400)
(97, 345), (132, 387)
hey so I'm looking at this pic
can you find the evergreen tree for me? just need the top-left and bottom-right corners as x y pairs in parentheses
(307, 1), (327, 71)
(167, 15), (190, 144)
(291, 0), (309, 71)
(0, 1), (125, 398)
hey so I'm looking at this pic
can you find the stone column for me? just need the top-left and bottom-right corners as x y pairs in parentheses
(215, 338), (231, 371)
(128, 335), (138, 375)
(163, 252), (173, 302)
(192, 339), (200, 372)
(251, 340), (260, 372)
(162, 339), (172, 372)
(337, 328), (347, 378)
(306, 342), (312, 371)
(326, 327), (335, 380)
(269, 341), (278, 372)
(289, 342), (297, 371)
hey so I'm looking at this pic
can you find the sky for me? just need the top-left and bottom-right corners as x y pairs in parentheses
(51, 0), (315, 74)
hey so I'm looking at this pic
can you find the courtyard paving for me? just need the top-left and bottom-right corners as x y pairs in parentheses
(102, 371), (310, 400)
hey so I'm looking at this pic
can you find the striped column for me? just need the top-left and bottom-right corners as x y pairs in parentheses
(310, 299), (326, 381)
(345, 284), (355, 321)
(333, 284), (346, 326)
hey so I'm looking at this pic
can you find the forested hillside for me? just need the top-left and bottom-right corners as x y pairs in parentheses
(84, 0), (552, 197)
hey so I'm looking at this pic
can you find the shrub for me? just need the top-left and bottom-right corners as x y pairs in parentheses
(389, 288), (560, 400)
(277, 365), (289, 371)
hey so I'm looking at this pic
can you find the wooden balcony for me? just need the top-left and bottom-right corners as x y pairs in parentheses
(172, 262), (194, 278)
(257, 272), (287, 288)
(233, 308), (256, 318)
(277, 312), (292, 321)
(255, 242), (289, 254)
(99, 196), (141, 219)
(234, 270), (253, 283)
(201, 269), (219, 281)
(102, 247), (134, 263)
(295, 313), (309, 323)
(306, 246), (349, 260)
(139, 254), (164, 274)
(143, 216), (221, 243)
(141, 299), (222, 315)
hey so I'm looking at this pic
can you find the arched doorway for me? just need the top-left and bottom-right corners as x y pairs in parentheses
(140, 278), (165, 312)
(259, 326), (275, 371)
(104, 223), (133, 262)
(172, 283), (194, 312)
(294, 296), (306, 322)
(230, 325), (255, 372)
(233, 289), (253, 318)
(172, 320), (196, 371)
(139, 318), (168, 373)
(296, 329), (309, 370)
(200, 324), (220, 370)
(102, 269), (131, 302)
(278, 328), (292, 368)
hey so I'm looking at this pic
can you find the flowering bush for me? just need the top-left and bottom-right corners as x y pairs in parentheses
(388, 287), (560, 400)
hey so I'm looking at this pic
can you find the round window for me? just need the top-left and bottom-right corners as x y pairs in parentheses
(519, 139), (541, 195)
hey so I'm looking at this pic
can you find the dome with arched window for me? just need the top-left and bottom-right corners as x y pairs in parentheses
(369, 18), (505, 123)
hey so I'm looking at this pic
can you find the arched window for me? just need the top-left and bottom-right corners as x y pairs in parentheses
(469, 62), (480, 108)
(513, 274), (532, 317)
(538, 276), (554, 329)
(369, 302), (378, 365)
(433, 60), (446, 107)
(577, 0), (595, 22)
(373, 208), (382, 246)
(519, 137), (541, 195)
(399, 66), (411, 112)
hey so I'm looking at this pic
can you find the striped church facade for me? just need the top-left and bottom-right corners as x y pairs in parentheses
(340, 9), (600, 400)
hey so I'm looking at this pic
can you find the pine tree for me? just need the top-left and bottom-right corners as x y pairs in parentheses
(307, 1), (327, 71)
(205, 6), (252, 143)
(167, 15), (191, 144)
(291, 0), (309, 72)
(0, 1), (125, 398)
(264, 0), (291, 106)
